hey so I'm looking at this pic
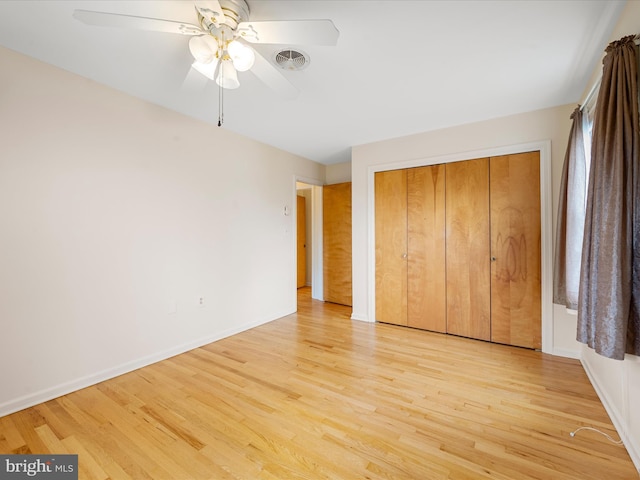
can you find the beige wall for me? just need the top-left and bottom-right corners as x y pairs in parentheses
(0, 46), (325, 416)
(326, 161), (352, 184)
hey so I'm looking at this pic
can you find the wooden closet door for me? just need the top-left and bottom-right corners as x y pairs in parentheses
(375, 170), (408, 325)
(445, 158), (491, 341)
(407, 165), (446, 332)
(297, 195), (306, 288)
(490, 152), (541, 349)
(323, 182), (352, 306)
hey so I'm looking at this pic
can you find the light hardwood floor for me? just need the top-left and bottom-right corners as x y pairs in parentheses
(1, 288), (637, 479)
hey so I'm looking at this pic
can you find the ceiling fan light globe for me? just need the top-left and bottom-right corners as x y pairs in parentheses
(227, 40), (255, 72)
(216, 60), (240, 89)
(188, 35), (218, 64)
(232, 53), (254, 72)
(227, 40), (244, 57)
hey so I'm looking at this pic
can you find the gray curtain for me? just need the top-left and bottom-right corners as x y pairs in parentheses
(554, 106), (587, 310)
(577, 35), (640, 360)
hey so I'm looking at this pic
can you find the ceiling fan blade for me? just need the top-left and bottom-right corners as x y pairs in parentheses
(237, 20), (339, 46)
(181, 63), (214, 92)
(250, 48), (299, 99)
(73, 10), (203, 36)
(195, 0), (225, 27)
(190, 58), (220, 81)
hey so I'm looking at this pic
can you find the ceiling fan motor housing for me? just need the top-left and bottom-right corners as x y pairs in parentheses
(198, 0), (250, 32)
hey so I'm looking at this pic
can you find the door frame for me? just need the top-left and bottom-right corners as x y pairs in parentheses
(367, 140), (553, 353)
(294, 175), (324, 303)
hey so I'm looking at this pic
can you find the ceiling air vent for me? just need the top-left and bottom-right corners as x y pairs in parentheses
(273, 49), (310, 71)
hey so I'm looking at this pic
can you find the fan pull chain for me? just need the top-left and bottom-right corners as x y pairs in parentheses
(218, 81), (224, 127)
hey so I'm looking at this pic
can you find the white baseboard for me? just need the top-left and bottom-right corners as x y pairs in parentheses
(551, 347), (581, 359)
(350, 312), (372, 322)
(0, 311), (290, 418)
(581, 354), (640, 474)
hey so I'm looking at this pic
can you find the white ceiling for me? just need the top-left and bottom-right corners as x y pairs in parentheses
(0, 1), (625, 165)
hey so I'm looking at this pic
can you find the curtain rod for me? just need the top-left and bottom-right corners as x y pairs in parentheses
(580, 36), (640, 111)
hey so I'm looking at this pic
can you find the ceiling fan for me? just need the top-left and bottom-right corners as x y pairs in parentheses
(73, 0), (339, 119)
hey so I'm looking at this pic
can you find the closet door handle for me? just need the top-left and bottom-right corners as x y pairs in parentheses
(491, 256), (497, 262)
(402, 253), (408, 259)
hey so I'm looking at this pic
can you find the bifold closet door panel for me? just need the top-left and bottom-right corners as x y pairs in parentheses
(445, 158), (491, 341)
(490, 152), (542, 349)
(375, 170), (408, 325)
(323, 182), (352, 306)
(407, 165), (446, 332)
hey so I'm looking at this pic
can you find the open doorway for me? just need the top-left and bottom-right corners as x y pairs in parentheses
(295, 178), (352, 311)
(295, 181), (324, 308)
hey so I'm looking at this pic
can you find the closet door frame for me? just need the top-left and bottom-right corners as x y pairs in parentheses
(368, 140), (553, 354)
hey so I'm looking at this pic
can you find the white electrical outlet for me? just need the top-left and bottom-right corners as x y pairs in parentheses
(198, 296), (205, 307)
